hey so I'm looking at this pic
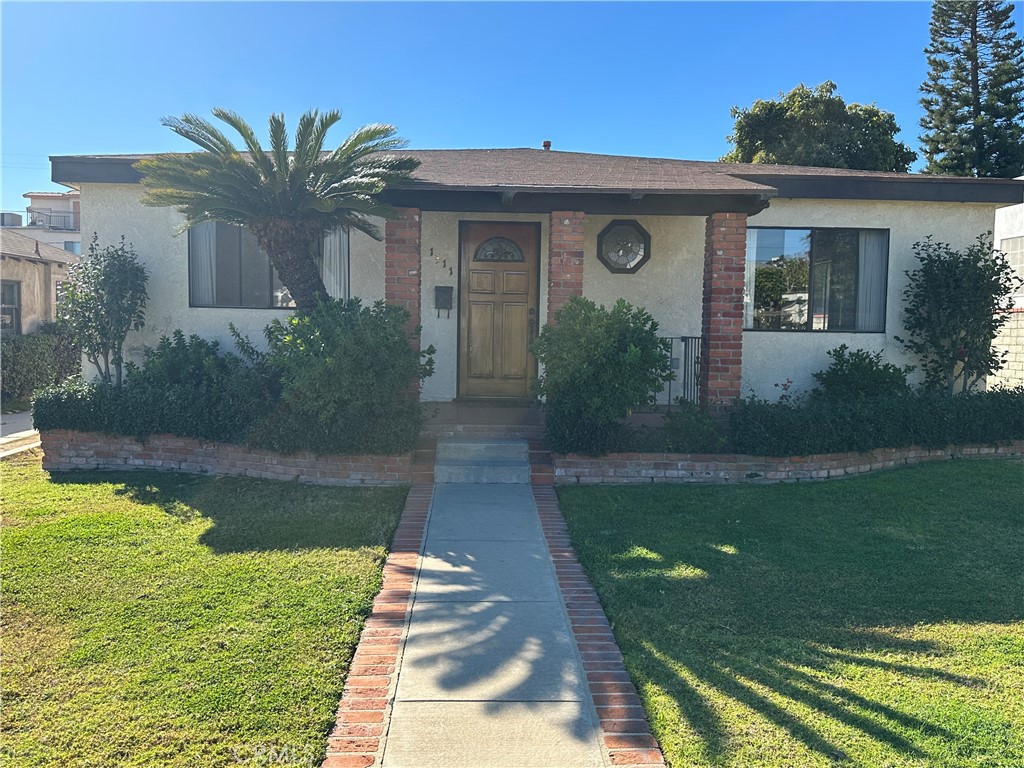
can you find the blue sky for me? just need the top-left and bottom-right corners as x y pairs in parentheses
(1, 1), (959, 212)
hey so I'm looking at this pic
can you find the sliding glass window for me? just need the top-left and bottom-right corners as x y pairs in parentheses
(744, 227), (888, 332)
(188, 222), (349, 308)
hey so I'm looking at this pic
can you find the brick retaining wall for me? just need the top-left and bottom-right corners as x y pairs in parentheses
(39, 430), (412, 486)
(553, 441), (1024, 484)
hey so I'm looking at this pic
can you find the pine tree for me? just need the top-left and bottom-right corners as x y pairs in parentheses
(920, 0), (1024, 177)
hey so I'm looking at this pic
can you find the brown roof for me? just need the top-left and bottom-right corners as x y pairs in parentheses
(403, 149), (777, 195)
(0, 229), (78, 265)
(50, 148), (1024, 203)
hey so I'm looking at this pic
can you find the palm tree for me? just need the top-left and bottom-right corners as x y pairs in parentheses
(135, 109), (420, 312)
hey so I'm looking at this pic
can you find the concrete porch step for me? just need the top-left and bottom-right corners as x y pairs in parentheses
(436, 438), (529, 462)
(433, 457), (532, 484)
(434, 438), (531, 483)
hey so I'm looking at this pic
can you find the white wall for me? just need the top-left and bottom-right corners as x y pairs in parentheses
(991, 200), (1024, 388)
(419, 211), (549, 401)
(80, 183), (385, 367)
(582, 215), (704, 338)
(741, 198), (1001, 398)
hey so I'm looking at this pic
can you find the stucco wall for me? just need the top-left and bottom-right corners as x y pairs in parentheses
(0, 256), (68, 333)
(740, 198), (1000, 398)
(80, 183), (384, 368)
(991, 201), (1024, 388)
(419, 212), (550, 402)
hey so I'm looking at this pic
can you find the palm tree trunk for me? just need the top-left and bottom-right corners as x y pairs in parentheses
(249, 219), (329, 314)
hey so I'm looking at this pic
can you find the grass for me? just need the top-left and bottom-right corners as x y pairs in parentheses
(558, 459), (1024, 768)
(1, 450), (407, 767)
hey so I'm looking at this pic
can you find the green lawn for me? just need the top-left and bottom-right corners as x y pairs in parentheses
(1, 451), (407, 768)
(558, 459), (1024, 768)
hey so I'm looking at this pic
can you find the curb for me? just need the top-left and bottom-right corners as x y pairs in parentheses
(533, 485), (667, 768)
(320, 484), (432, 768)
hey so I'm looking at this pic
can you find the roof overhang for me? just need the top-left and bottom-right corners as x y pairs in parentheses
(735, 173), (1024, 205)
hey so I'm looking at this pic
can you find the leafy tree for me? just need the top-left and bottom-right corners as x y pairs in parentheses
(58, 235), (148, 386)
(920, 0), (1024, 177)
(135, 109), (420, 312)
(722, 81), (917, 172)
(896, 234), (1022, 394)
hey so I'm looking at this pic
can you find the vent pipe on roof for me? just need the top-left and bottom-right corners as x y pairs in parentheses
(542, 140), (551, 151)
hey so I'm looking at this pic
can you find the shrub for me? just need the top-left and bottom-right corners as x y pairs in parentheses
(1, 334), (58, 402)
(58, 234), (148, 386)
(897, 234), (1022, 394)
(661, 400), (726, 453)
(532, 296), (672, 454)
(38, 322), (82, 382)
(626, 401), (725, 454)
(247, 298), (435, 455)
(811, 345), (914, 400)
(34, 331), (274, 443)
(730, 387), (1024, 456)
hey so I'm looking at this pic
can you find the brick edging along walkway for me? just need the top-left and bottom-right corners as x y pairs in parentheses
(533, 485), (667, 768)
(321, 484), (432, 768)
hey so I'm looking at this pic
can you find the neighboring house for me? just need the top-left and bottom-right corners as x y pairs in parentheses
(990, 191), (1024, 389)
(0, 229), (78, 334)
(1, 190), (81, 255)
(50, 148), (1024, 407)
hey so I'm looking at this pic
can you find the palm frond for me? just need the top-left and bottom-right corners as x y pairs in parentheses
(161, 114), (238, 156)
(212, 108), (275, 182)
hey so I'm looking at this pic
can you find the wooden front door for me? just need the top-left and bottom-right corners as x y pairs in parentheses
(459, 221), (540, 398)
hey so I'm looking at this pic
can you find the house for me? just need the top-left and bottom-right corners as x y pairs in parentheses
(50, 148), (1024, 410)
(990, 193), (1024, 389)
(0, 229), (78, 334)
(1, 190), (81, 255)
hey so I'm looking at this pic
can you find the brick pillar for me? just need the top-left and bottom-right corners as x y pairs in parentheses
(385, 208), (422, 399)
(547, 211), (585, 324)
(699, 212), (747, 415)
(384, 208), (422, 338)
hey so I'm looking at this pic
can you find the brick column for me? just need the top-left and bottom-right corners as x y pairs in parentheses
(384, 208), (422, 338)
(547, 211), (585, 324)
(699, 212), (747, 414)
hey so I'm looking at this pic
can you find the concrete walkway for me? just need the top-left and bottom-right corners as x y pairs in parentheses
(383, 482), (604, 767)
(0, 410), (39, 457)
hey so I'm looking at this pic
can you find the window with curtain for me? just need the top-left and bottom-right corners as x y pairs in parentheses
(744, 227), (888, 332)
(188, 222), (349, 308)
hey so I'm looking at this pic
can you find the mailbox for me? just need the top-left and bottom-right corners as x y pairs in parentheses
(435, 285), (454, 317)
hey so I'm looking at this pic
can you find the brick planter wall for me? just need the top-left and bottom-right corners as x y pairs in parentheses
(39, 430), (412, 486)
(553, 441), (1024, 485)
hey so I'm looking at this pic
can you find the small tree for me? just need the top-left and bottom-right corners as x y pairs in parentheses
(59, 234), (149, 386)
(722, 81), (917, 172)
(896, 234), (1022, 394)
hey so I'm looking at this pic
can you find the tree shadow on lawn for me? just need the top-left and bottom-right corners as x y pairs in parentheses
(50, 469), (405, 553)
(566, 466), (1024, 765)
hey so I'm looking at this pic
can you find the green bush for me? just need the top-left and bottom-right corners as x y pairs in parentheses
(38, 322), (82, 383)
(34, 331), (274, 443)
(661, 400), (725, 453)
(1, 334), (58, 402)
(532, 296), (672, 454)
(730, 387), (1024, 456)
(811, 345), (914, 399)
(246, 298), (434, 455)
(35, 299), (435, 455)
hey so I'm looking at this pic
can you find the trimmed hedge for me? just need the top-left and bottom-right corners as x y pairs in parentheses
(730, 387), (1024, 456)
(1, 334), (58, 402)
